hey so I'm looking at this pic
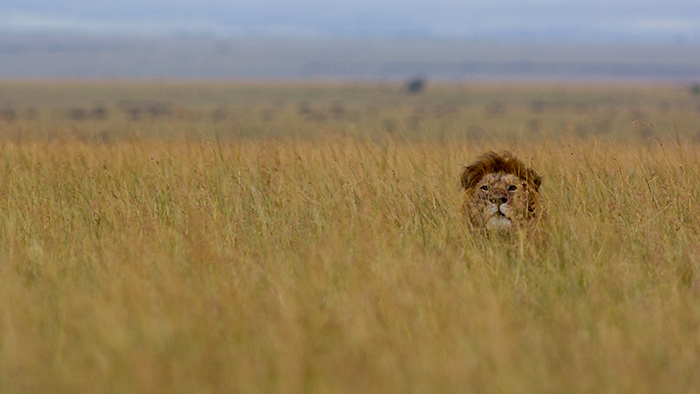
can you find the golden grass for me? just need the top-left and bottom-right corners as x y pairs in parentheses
(1, 82), (700, 393)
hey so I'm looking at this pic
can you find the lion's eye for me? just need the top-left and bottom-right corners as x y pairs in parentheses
(508, 185), (517, 192)
(480, 185), (489, 191)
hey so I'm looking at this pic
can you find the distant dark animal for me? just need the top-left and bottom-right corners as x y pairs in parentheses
(406, 77), (426, 93)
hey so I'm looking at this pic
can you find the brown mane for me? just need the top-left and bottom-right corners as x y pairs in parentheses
(460, 151), (542, 192)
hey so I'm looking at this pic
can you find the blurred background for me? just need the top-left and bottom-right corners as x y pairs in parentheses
(1, 0), (699, 80)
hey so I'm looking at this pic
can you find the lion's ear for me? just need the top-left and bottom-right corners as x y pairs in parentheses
(460, 166), (477, 190)
(460, 168), (471, 190)
(530, 173), (542, 192)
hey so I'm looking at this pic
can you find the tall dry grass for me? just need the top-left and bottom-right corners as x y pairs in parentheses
(1, 82), (700, 393)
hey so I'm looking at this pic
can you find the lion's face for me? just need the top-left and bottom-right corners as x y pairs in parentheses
(461, 152), (542, 234)
(467, 172), (537, 232)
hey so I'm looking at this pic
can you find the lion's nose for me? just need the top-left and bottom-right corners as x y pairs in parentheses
(490, 196), (508, 204)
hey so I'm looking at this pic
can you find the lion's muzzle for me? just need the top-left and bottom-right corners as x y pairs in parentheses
(490, 195), (508, 205)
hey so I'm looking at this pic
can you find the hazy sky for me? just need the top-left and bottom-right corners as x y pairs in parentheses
(2, 0), (699, 43)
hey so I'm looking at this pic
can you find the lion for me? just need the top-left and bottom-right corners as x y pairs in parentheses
(461, 151), (543, 234)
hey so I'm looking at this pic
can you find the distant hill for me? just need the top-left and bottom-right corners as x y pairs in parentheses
(1, 35), (699, 81)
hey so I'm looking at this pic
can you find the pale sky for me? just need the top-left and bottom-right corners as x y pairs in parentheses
(2, 0), (699, 43)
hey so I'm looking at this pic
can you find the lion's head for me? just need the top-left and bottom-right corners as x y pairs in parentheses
(461, 151), (543, 233)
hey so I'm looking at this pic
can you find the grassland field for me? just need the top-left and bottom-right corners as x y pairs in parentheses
(1, 81), (700, 393)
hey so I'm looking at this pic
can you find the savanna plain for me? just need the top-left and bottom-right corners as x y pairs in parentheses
(1, 81), (700, 393)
